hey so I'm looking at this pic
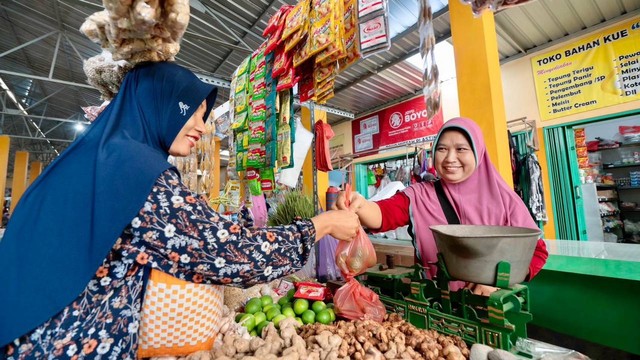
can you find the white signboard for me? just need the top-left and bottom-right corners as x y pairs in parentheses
(354, 133), (374, 152)
(360, 115), (379, 135)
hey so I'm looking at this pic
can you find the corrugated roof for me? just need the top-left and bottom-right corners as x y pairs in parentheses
(1, 0), (639, 168)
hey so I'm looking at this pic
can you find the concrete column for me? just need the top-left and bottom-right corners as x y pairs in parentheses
(10, 151), (29, 212)
(450, 0), (513, 186)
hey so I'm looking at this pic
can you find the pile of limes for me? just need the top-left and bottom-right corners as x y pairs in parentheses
(235, 290), (336, 336)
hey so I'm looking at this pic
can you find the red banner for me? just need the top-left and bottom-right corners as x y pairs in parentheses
(351, 96), (443, 154)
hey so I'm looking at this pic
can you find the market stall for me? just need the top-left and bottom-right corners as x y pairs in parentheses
(26, 0), (613, 359)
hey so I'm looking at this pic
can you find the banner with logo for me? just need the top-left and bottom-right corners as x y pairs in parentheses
(531, 18), (640, 121)
(351, 96), (444, 154)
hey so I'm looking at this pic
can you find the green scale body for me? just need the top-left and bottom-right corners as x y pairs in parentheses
(362, 254), (532, 351)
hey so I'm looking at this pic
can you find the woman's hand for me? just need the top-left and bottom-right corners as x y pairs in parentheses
(332, 190), (383, 230)
(311, 210), (360, 241)
(333, 190), (366, 212)
(466, 283), (499, 296)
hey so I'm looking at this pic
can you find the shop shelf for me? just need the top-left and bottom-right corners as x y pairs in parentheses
(618, 186), (640, 190)
(595, 183), (616, 189)
(598, 198), (618, 202)
(600, 211), (620, 217)
(620, 209), (640, 212)
(602, 163), (640, 169)
(588, 142), (640, 153)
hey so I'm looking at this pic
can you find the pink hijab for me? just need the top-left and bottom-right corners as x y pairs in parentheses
(403, 118), (539, 286)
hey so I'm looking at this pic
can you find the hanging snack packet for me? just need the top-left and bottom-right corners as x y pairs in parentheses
(272, 45), (289, 78)
(277, 124), (292, 169)
(232, 111), (248, 131)
(250, 98), (267, 122)
(358, 13), (391, 58)
(338, 26), (361, 71)
(281, 0), (310, 42)
(316, 89), (334, 104)
(278, 90), (292, 128)
(251, 76), (267, 101)
(247, 144), (266, 169)
(235, 131), (246, 153)
(260, 168), (276, 192)
(316, 0), (346, 64)
(314, 63), (335, 85)
(236, 151), (246, 171)
(248, 121), (266, 145)
(357, 0), (385, 19)
(337, 0), (360, 70)
(307, 0), (334, 58)
(263, 5), (291, 37)
(276, 65), (295, 91)
(298, 72), (316, 103)
(292, 34), (312, 68)
(265, 141), (277, 168)
(236, 56), (251, 79)
(250, 51), (267, 82)
(246, 168), (263, 196)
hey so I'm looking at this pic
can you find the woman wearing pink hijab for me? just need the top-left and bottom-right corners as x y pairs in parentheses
(335, 117), (548, 295)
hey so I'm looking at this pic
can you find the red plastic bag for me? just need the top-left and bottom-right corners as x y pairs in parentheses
(334, 184), (377, 276)
(333, 279), (386, 322)
(333, 184), (385, 321)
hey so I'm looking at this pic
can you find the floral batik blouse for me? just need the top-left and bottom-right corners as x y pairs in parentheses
(2, 169), (316, 360)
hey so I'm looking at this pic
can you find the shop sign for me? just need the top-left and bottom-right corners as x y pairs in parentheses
(360, 115), (379, 135)
(531, 18), (640, 121)
(351, 96), (443, 154)
(354, 133), (374, 152)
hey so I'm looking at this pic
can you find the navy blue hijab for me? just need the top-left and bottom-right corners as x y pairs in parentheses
(0, 61), (218, 346)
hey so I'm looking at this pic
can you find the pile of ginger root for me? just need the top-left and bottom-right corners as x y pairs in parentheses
(79, 0), (190, 100)
(171, 313), (469, 360)
(80, 0), (190, 63)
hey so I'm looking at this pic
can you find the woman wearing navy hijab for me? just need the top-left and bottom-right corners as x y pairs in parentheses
(0, 62), (359, 359)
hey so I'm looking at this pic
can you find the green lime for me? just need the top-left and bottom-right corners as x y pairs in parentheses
(239, 314), (256, 331)
(253, 311), (266, 325)
(327, 308), (336, 322)
(260, 295), (274, 307)
(301, 309), (316, 324)
(244, 300), (262, 315)
(235, 312), (245, 322)
(266, 307), (281, 321)
(281, 302), (293, 310)
(316, 309), (332, 324)
(295, 317), (303, 326)
(287, 288), (296, 298)
(278, 296), (290, 306)
(326, 302), (334, 309)
(250, 330), (258, 337)
(282, 307), (296, 318)
(274, 303), (282, 311)
(247, 297), (262, 308)
(256, 320), (270, 336)
(273, 314), (287, 328)
(262, 304), (275, 314)
(293, 298), (309, 315)
(311, 301), (327, 314)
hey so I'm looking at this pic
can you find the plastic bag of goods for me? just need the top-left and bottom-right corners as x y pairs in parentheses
(333, 184), (386, 322)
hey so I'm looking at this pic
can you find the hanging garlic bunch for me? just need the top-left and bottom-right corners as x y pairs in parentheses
(419, 0), (441, 122)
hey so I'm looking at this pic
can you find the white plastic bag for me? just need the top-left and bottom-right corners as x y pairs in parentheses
(278, 118), (313, 188)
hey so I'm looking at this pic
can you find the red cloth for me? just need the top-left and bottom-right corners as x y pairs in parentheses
(374, 191), (548, 280)
(315, 120), (334, 172)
